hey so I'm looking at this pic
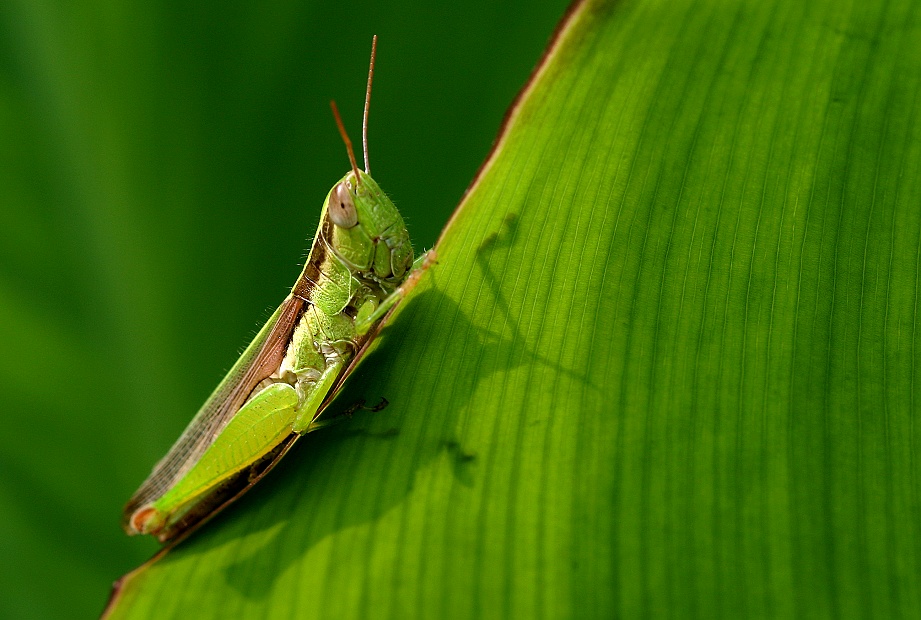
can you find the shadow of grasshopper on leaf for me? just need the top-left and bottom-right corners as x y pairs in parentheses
(207, 213), (590, 600)
(475, 212), (592, 387)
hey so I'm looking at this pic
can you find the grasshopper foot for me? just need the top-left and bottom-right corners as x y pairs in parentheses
(305, 397), (388, 432)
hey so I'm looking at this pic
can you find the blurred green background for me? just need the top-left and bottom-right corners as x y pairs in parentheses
(0, 1), (568, 617)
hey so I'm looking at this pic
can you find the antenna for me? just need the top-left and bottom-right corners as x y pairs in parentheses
(330, 100), (360, 183)
(363, 35), (377, 175)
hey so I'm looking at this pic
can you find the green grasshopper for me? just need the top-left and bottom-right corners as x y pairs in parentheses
(123, 37), (433, 542)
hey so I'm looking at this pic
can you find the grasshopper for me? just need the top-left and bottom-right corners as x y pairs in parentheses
(123, 37), (433, 542)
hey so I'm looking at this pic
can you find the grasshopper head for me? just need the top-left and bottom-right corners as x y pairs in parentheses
(324, 170), (413, 284)
(324, 39), (412, 285)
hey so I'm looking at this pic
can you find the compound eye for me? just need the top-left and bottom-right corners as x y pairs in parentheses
(329, 182), (358, 228)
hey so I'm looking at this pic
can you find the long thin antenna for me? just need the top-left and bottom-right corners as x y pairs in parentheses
(363, 35), (377, 175)
(330, 100), (360, 183)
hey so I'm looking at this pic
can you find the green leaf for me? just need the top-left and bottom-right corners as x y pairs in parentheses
(104, 0), (921, 617)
